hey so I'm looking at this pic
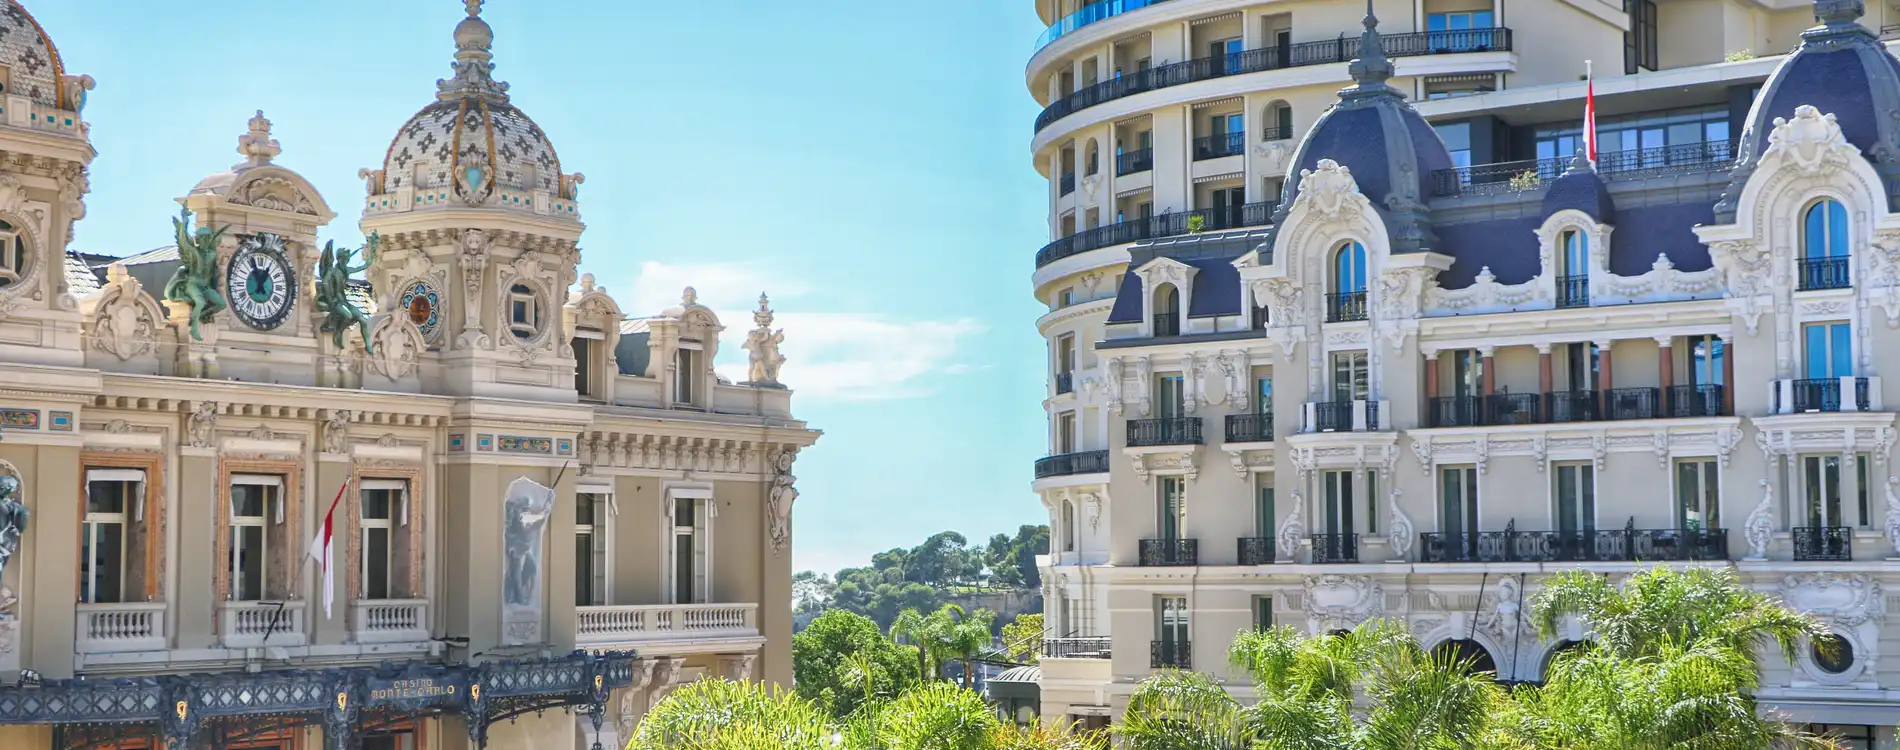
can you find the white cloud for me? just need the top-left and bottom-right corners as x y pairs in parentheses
(619, 262), (983, 402)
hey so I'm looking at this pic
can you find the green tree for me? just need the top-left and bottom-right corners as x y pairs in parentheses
(940, 605), (997, 689)
(1000, 613), (1045, 664)
(628, 679), (832, 750)
(792, 610), (922, 719)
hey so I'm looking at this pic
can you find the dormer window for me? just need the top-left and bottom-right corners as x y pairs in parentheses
(573, 328), (604, 400)
(1799, 198), (1850, 291)
(675, 345), (700, 405)
(509, 283), (538, 340)
(1558, 229), (1590, 308)
(1327, 241), (1368, 322)
(1152, 284), (1180, 337)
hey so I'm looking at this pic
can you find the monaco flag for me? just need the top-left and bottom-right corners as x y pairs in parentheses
(1583, 60), (1598, 166)
(307, 482), (347, 619)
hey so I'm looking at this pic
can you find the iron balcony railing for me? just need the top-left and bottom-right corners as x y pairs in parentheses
(1034, 27), (1514, 131)
(1556, 275), (1590, 308)
(1041, 636), (1112, 659)
(1326, 291), (1368, 322)
(1225, 412), (1274, 442)
(1603, 387), (1660, 420)
(1034, 449), (1110, 479)
(1138, 538), (1199, 566)
(1311, 400), (1358, 432)
(1055, 371), (1074, 394)
(1546, 390), (1600, 423)
(1429, 141), (1734, 197)
(1193, 131), (1246, 160)
(1783, 378), (1847, 413)
(1487, 392), (1543, 425)
(1238, 536), (1276, 565)
(1151, 312), (1180, 337)
(1310, 533), (1359, 564)
(1667, 384), (1726, 417)
(1419, 521), (1727, 563)
(1151, 639), (1192, 669)
(1059, 172), (1075, 196)
(1261, 124), (1293, 141)
(1793, 526), (1852, 561)
(1798, 256), (1851, 291)
(1127, 417), (1202, 446)
(1428, 395), (1486, 427)
(1034, 202), (1279, 268)
(1115, 147), (1153, 176)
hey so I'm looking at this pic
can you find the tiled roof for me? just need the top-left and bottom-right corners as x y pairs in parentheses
(64, 251), (101, 296)
(115, 245), (180, 266)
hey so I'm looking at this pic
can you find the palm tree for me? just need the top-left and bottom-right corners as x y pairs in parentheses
(628, 678), (833, 750)
(1531, 566), (1826, 668)
(891, 607), (937, 680)
(1115, 669), (1253, 750)
(942, 606), (998, 690)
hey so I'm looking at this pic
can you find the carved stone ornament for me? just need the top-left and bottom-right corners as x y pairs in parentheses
(366, 315), (425, 380)
(1302, 574), (1383, 633)
(88, 263), (163, 361)
(1411, 436), (1433, 475)
(1277, 494), (1305, 563)
(1132, 357), (1152, 417)
(187, 401), (218, 449)
(1779, 572), (1885, 628)
(1745, 479), (1775, 559)
(1293, 159), (1366, 220)
(502, 477), (557, 645)
(768, 448), (799, 556)
(1104, 358), (1125, 416)
(1761, 105), (1853, 175)
(1386, 489), (1414, 559)
(0, 467), (27, 609)
(322, 410), (351, 455)
(1885, 477), (1900, 557)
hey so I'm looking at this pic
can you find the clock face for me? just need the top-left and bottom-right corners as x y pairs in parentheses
(226, 234), (296, 330)
(399, 281), (441, 340)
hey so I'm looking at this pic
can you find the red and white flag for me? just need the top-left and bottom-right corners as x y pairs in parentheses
(307, 482), (347, 619)
(1582, 60), (1598, 166)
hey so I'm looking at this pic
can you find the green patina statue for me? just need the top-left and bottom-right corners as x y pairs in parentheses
(316, 232), (379, 353)
(164, 207), (229, 341)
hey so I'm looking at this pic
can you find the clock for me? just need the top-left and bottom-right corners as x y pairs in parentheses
(226, 233), (296, 331)
(399, 280), (441, 341)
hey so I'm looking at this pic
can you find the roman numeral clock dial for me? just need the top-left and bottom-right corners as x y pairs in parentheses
(225, 234), (298, 331)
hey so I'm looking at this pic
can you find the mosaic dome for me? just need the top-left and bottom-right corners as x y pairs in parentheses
(377, 1), (564, 196)
(0, 1), (70, 109)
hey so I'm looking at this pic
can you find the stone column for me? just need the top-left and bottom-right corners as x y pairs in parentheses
(312, 453), (351, 646)
(1537, 344), (1553, 421)
(1656, 336), (1674, 416)
(1595, 340), (1614, 419)
(19, 444), (80, 677)
(1722, 337), (1735, 415)
(176, 445), (220, 650)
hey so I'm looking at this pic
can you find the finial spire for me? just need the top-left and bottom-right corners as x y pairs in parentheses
(1813, 0), (1865, 30)
(237, 110), (281, 167)
(466, 0), (483, 17)
(1345, 0), (1395, 94)
(437, 0), (510, 103)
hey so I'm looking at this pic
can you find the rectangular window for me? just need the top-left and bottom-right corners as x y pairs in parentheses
(1253, 596), (1274, 632)
(1056, 333), (1075, 376)
(1255, 375), (1272, 414)
(1802, 455), (1844, 527)
(1437, 122), (1472, 170)
(1058, 287), (1075, 307)
(1440, 466), (1479, 539)
(1158, 476), (1183, 539)
(1564, 343), (1599, 391)
(1322, 470), (1355, 534)
(1803, 322), (1852, 379)
(360, 485), (395, 601)
(1331, 351), (1369, 402)
(509, 284), (537, 337)
(1156, 374), (1186, 418)
(674, 348), (697, 404)
(1365, 471), (1379, 535)
(228, 477), (279, 602)
(81, 474), (138, 604)
(1554, 463), (1595, 534)
(1449, 349), (1483, 398)
(1055, 411), (1076, 454)
(1857, 455), (1872, 528)
(1156, 596), (1189, 646)
(1624, 0), (1657, 73)
(1256, 484), (1275, 537)
(1674, 460), (1718, 531)
(673, 496), (699, 604)
(1686, 335), (1725, 386)
(576, 493), (600, 606)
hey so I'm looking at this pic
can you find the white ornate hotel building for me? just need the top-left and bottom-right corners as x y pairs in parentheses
(1030, 0), (1900, 743)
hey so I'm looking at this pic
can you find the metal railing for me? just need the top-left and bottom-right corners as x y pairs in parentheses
(1487, 392), (1543, 425)
(1059, 172), (1075, 196)
(1326, 291), (1368, 322)
(1667, 384), (1726, 417)
(1786, 378), (1845, 413)
(1798, 256), (1850, 291)
(1238, 536), (1276, 565)
(1034, 27), (1514, 131)
(1310, 533), (1359, 564)
(1151, 639), (1192, 669)
(1428, 395), (1486, 427)
(1546, 390), (1600, 423)
(1055, 371), (1074, 394)
(1311, 400), (1357, 432)
(1604, 387), (1660, 420)
(1792, 526), (1852, 561)
(1035, 0), (1174, 55)
(1430, 141), (1734, 196)
(1193, 131), (1246, 160)
(1042, 636), (1112, 659)
(1034, 449), (1110, 479)
(1261, 124), (1293, 141)
(1115, 147), (1153, 176)
(1138, 538), (1199, 566)
(1128, 417), (1203, 446)
(1152, 312), (1179, 336)
(1420, 525), (1728, 563)
(1035, 201), (1279, 268)
(1556, 275), (1590, 308)
(1225, 412), (1274, 442)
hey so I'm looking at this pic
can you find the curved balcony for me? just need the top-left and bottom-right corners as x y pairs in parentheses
(1429, 141), (1732, 197)
(1036, 201), (1277, 269)
(1035, 0), (1175, 55)
(1035, 28), (1512, 133)
(1035, 449), (1110, 478)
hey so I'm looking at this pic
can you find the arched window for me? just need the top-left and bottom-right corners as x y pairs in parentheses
(1557, 229), (1590, 308)
(1153, 283), (1180, 336)
(1264, 102), (1293, 141)
(1540, 639), (1588, 680)
(1801, 198), (1851, 290)
(1328, 242), (1368, 322)
(1085, 140), (1100, 176)
(1432, 639), (1498, 676)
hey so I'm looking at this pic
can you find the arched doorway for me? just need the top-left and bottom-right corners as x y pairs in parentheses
(1432, 639), (1497, 676)
(1538, 639), (1589, 682)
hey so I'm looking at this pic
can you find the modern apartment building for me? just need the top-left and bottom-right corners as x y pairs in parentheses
(1030, 0), (1900, 743)
(0, 3), (818, 748)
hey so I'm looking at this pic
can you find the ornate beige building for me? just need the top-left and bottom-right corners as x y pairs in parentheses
(0, 2), (818, 749)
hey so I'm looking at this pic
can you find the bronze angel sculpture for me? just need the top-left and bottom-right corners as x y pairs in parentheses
(164, 207), (229, 341)
(316, 232), (378, 353)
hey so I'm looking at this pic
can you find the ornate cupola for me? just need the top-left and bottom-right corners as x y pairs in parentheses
(360, 0), (586, 400)
(1714, 0), (1900, 220)
(1268, 0), (1452, 256)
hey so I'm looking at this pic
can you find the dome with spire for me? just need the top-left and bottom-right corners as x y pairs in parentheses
(1715, 0), (1900, 219)
(1276, 1), (1453, 254)
(370, 1), (580, 214)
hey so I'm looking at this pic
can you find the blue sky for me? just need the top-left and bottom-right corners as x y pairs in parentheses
(42, 1), (1051, 575)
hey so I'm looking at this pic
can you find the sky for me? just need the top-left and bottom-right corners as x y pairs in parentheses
(40, 0), (1052, 576)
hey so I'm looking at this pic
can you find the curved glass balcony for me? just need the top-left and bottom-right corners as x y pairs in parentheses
(1035, 0), (1174, 54)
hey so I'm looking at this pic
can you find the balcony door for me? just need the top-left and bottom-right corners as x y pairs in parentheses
(1674, 459), (1717, 531)
(1157, 476), (1184, 540)
(1256, 484), (1275, 537)
(1440, 467), (1478, 541)
(1801, 455), (1845, 528)
(1803, 322), (1851, 380)
(1322, 470), (1355, 535)
(1331, 351), (1368, 403)
(1155, 374), (1186, 418)
(1156, 596), (1189, 656)
(1686, 334), (1724, 387)
(1554, 463), (1595, 534)
(1055, 411), (1076, 454)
